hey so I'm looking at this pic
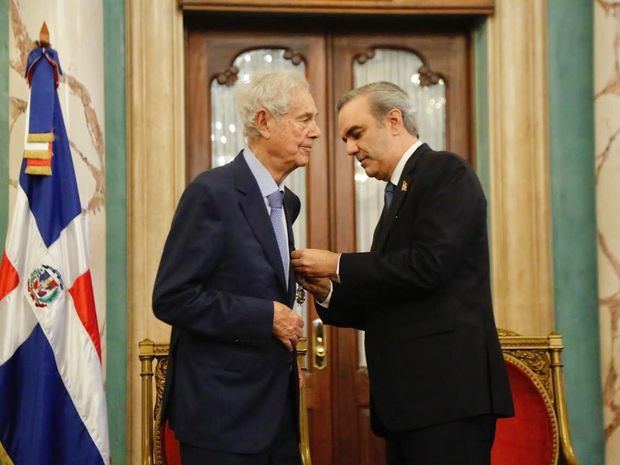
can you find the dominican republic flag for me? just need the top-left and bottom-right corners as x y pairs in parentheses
(0, 43), (109, 465)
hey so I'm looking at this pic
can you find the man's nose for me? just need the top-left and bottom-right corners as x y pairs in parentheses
(346, 140), (358, 156)
(308, 119), (321, 138)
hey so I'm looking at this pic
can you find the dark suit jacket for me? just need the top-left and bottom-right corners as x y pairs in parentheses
(318, 143), (514, 435)
(152, 152), (301, 453)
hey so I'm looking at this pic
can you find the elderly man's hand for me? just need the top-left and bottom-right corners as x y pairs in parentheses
(273, 301), (304, 351)
(291, 249), (340, 280)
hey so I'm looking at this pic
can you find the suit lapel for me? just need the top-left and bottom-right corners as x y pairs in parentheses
(372, 144), (431, 253)
(284, 188), (297, 305)
(234, 153), (288, 291)
(370, 206), (389, 253)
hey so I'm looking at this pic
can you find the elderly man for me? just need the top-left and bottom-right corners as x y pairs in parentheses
(292, 82), (513, 465)
(153, 70), (320, 465)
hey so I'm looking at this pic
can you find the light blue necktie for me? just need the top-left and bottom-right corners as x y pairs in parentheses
(384, 182), (396, 210)
(267, 190), (289, 283)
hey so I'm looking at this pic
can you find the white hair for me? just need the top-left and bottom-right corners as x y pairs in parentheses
(235, 69), (310, 139)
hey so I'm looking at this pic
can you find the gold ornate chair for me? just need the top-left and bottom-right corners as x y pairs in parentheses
(140, 331), (580, 465)
(139, 338), (312, 465)
(493, 330), (579, 465)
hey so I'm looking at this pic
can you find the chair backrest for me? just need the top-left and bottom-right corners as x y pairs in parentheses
(139, 339), (312, 465)
(140, 331), (579, 465)
(492, 330), (579, 465)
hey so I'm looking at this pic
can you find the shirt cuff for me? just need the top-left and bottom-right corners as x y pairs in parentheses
(316, 254), (341, 308)
(317, 280), (334, 308)
(335, 254), (341, 283)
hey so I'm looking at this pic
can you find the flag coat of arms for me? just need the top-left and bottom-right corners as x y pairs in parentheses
(0, 40), (109, 465)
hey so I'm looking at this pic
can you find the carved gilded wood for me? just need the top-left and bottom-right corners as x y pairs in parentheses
(497, 330), (579, 465)
(140, 333), (579, 465)
(139, 339), (312, 465)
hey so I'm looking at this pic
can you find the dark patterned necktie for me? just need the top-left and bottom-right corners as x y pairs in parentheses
(384, 182), (396, 210)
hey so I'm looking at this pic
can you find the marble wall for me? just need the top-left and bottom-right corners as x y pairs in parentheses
(595, 1), (620, 464)
(7, 0), (107, 366)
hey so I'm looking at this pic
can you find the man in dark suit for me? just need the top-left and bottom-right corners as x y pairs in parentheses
(153, 70), (320, 465)
(292, 82), (513, 465)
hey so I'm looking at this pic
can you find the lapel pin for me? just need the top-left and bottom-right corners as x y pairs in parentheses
(401, 180), (408, 192)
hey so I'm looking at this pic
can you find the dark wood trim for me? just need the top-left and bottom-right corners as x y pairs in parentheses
(180, 0), (494, 15)
(186, 30), (212, 181)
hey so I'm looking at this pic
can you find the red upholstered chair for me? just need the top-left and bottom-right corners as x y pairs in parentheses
(139, 339), (313, 465)
(492, 330), (579, 465)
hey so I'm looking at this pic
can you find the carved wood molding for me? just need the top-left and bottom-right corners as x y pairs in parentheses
(214, 48), (304, 87)
(504, 349), (552, 393)
(353, 48), (441, 87)
(153, 358), (169, 465)
(354, 48), (375, 64)
(283, 48), (304, 66)
(498, 330), (563, 398)
(417, 65), (441, 86)
(216, 65), (240, 86)
(502, 353), (560, 464)
(179, 0), (495, 15)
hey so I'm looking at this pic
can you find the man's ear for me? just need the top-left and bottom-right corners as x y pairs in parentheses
(254, 109), (272, 139)
(386, 108), (404, 135)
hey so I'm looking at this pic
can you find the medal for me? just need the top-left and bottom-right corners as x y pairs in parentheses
(295, 284), (306, 308)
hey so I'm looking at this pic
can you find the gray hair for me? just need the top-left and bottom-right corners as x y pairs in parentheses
(235, 69), (310, 139)
(336, 81), (419, 137)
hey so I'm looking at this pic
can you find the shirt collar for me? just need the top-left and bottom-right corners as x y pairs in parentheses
(243, 147), (283, 198)
(390, 140), (423, 187)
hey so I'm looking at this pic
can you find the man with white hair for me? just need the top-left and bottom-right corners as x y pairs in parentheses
(153, 69), (320, 465)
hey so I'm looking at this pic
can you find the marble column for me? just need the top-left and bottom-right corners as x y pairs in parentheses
(126, 1), (185, 462)
(595, 2), (620, 464)
(487, 0), (554, 334)
(8, 0), (106, 364)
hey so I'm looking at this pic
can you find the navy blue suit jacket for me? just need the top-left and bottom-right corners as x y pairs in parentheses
(153, 153), (301, 453)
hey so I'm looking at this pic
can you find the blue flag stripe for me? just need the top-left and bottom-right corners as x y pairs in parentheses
(0, 325), (104, 465)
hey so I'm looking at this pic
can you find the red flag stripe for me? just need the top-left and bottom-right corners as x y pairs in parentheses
(68, 270), (101, 361)
(0, 252), (20, 301)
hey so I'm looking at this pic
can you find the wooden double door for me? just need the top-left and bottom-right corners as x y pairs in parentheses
(186, 14), (473, 465)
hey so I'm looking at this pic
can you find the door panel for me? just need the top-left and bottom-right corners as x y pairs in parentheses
(186, 21), (472, 465)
